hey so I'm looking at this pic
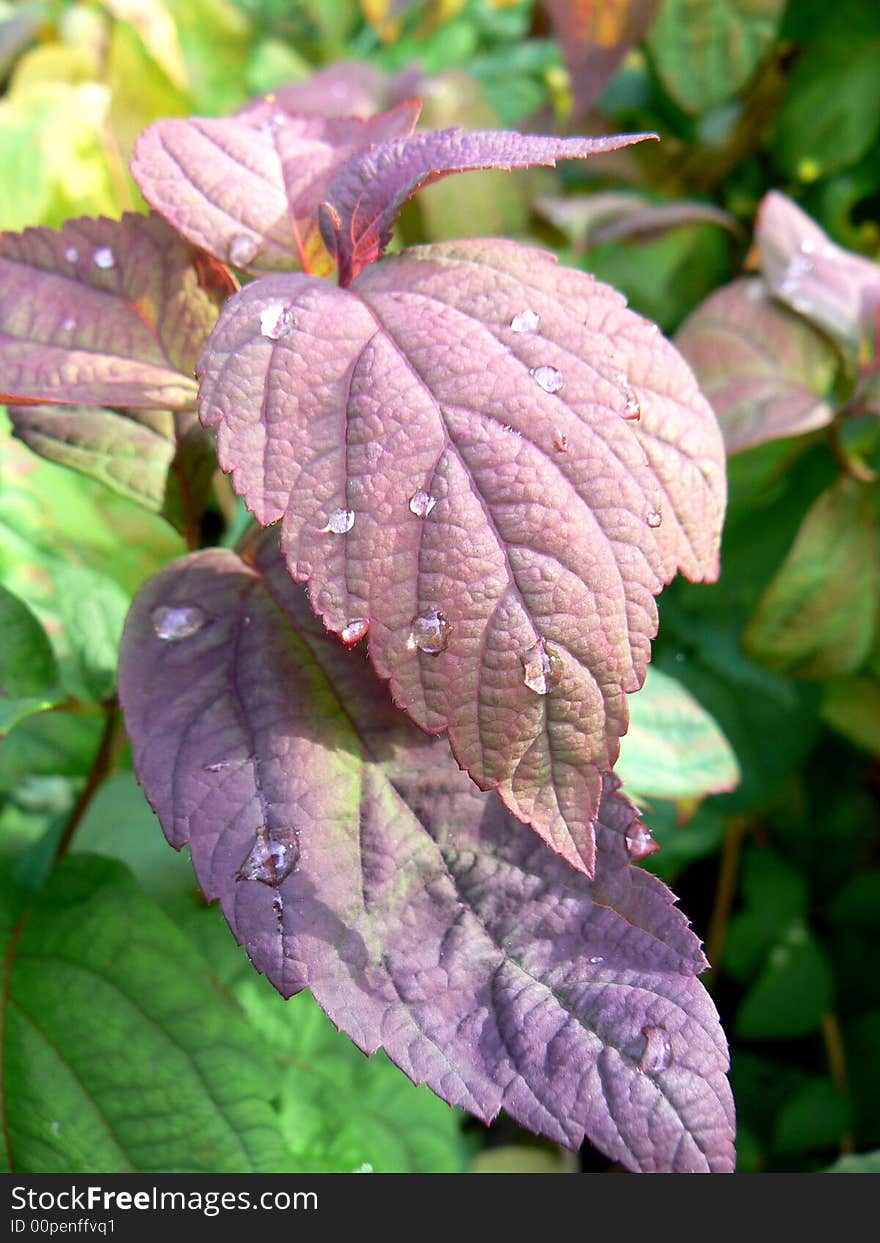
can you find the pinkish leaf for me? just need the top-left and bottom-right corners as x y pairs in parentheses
(0, 213), (225, 410)
(198, 238), (725, 874)
(756, 191), (880, 358)
(131, 101), (421, 277)
(118, 535), (735, 1172)
(266, 62), (424, 120)
(676, 278), (839, 454)
(543, 0), (660, 119)
(318, 128), (658, 285)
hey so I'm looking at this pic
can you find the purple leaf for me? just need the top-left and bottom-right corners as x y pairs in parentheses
(266, 62), (424, 120)
(318, 128), (658, 285)
(756, 191), (880, 358)
(543, 0), (660, 120)
(131, 101), (421, 277)
(118, 535), (735, 1172)
(676, 278), (840, 454)
(0, 213), (228, 410)
(198, 238), (725, 875)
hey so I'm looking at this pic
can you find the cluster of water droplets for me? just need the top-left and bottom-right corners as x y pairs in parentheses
(236, 824), (300, 887)
(151, 604), (207, 642)
(408, 610), (451, 655)
(408, 490), (437, 519)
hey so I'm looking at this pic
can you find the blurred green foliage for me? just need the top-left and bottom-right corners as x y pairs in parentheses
(1, 0), (878, 1174)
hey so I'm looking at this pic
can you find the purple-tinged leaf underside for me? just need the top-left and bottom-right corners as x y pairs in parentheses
(0, 213), (226, 410)
(318, 128), (658, 285)
(198, 238), (726, 876)
(131, 101), (421, 278)
(7, 404), (216, 537)
(117, 535), (735, 1172)
(756, 190), (880, 359)
(543, 0), (660, 120)
(676, 278), (839, 455)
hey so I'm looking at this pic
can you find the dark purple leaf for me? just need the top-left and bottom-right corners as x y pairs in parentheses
(131, 101), (421, 278)
(318, 128), (658, 285)
(543, 0), (660, 120)
(756, 190), (880, 358)
(0, 213), (225, 410)
(198, 238), (725, 874)
(7, 405), (216, 537)
(118, 535), (735, 1172)
(675, 278), (839, 454)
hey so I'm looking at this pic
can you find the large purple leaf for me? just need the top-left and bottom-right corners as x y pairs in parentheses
(117, 536), (735, 1172)
(318, 128), (657, 285)
(0, 213), (226, 410)
(756, 191), (880, 358)
(131, 101), (421, 278)
(198, 238), (725, 875)
(675, 278), (840, 454)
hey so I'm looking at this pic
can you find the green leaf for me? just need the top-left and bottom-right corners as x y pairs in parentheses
(617, 666), (740, 799)
(647, 0), (785, 115)
(735, 924), (834, 1040)
(471, 1144), (577, 1173)
(0, 698), (57, 739)
(821, 676), (880, 757)
(773, 1078), (851, 1155)
(0, 583), (58, 700)
(772, 3), (880, 178)
(724, 849), (808, 982)
(50, 564), (130, 702)
(826, 1150), (880, 1173)
(745, 479), (879, 679)
(232, 974), (468, 1173)
(0, 854), (285, 1173)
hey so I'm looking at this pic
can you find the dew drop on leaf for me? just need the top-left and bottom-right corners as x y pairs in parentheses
(520, 638), (562, 696)
(228, 234), (259, 267)
(622, 392), (641, 420)
(510, 309), (541, 334)
(322, 508), (355, 534)
(341, 617), (369, 646)
(236, 825), (300, 887)
(92, 247), (115, 270)
(259, 303), (294, 340)
(625, 821), (659, 862)
(530, 365), (563, 393)
(645, 507), (663, 529)
(589, 955), (604, 965)
(62, 317), (75, 333)
(408, 490), (437, 519)
(64, 246), (78, 263)
(151, 604), (207, 642)
(639, 1026), (673, 1076)
(408, 610), (451, 655)
(553, 430), (568, 453)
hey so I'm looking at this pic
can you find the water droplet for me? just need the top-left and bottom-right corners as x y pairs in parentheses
(531, 365), (563, 394)
(203, 759), (242, 773)
(408, 610), (451, 655)
(353, 1162), (374, 1174)
(64, 246), (78, 263)
(341, 617), (369, 646)
(626, 821), (659, 862)
(259, 302), (294, 340)
(92, 247), (115, 270)
(645, 507), (662, 529)
(520, 638), (562, 696)
(322, 508), (355, 534)
(62, 317), (75, 333)
(49, 1120), (61, 1137)
(780, 250), (813, 298)
(553, 430), (569, 453)
(236, 825), (299, 886)
(639, 1026), (673, 1076)
(622, 392), (641, 420)
(510, 309), (541, 334)
(409, 490), (437, 519)
(228, 234), (258, 267)
(588, 955), (604, 965)
(151, 604), (207, 642)
(800, 237), (817, 256)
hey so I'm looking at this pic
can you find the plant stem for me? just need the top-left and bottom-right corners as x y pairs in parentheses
(821, 1011), (856, 1155)
(704, 816), (747, 983)
(53, 702), (125, 864)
